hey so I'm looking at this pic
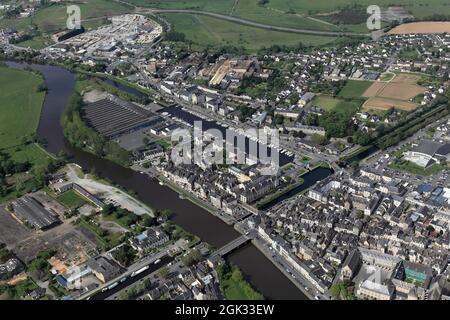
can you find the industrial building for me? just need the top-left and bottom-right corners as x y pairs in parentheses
(11, 195), (60, 230)
(83, 98), (155, 139)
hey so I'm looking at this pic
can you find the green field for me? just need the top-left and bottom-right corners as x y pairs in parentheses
(161, 13), (337, 52)
(129, 0), (450, 31)
(0, 66), (53, 203)
(218, 264), (264, 300)
(338, 80), (373, 99)
(8, 0), (448, 51)
(57, 190), (87, 209)
(311, 95), (344, 111)
(5, 144), (54, 168)
(0, 67), (46, 149)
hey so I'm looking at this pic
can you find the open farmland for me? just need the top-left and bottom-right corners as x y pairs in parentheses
(361, 73), (426, 111)
(391, 73), (422, 85)
(0, 67), (45, 149)
(161, 13), (337, 52)
(362, 97), (418, 112)
(377, 83), (426, 101)
(338, 80), (373, 100)
(129, 0), (450, 23)
(388, 22), (450, 34)
(362, 82), (386, 98)
(125, 0), (450, 37)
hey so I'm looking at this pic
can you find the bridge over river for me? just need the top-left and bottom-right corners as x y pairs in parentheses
(212, 233), (254, 257)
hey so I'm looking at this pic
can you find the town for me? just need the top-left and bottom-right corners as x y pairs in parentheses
(1, 0), (450, 302)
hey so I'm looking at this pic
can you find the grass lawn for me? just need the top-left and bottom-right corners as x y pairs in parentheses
(0, 66), (51, 170)
(390, 159), (448, 176)
(230, 0), (340, 32)
(161, 13), (337, 53)
(0, 67), (54, 204)
(9, 278), (38, 300)
(57, 190), (87, 209)
(218, 264), (263, 300)
(311, 95), (343, 111)
(379, 72), (395, 82)
(4, 144), (53, 168)
(338, 80), (373, 100)
(78, 217), (125, 249)
(0, 66), (46, 148)
(16, 34), (52, 49)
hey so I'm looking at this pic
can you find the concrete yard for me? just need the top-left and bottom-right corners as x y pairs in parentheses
(65, 164), (153, 216)
(0, 207), (31, 247)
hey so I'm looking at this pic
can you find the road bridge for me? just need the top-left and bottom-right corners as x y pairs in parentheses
(213, 234), (252, 257)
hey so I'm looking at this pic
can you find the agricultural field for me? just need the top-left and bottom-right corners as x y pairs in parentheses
(376, 83), (425, 101)
(0, 66), (46, 149)
(337, 80), (373, 100)
(362, 73), (426, 111)
(362, 97), (418, 112)
(161, 13), (337, 53)
(0, 66), (54, 203)
(130, 0), (450, 31)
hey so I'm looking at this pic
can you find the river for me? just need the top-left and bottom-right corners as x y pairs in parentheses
(6, 61), (313, 300)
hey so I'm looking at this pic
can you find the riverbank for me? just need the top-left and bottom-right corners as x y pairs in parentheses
(5, 61), (311, 300)
(153, 171), (236, 226)
(251, 239), (314, 300)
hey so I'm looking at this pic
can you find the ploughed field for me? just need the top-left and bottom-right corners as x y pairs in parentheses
(362, 73), (426, 112)
(388, 22), (450, 34)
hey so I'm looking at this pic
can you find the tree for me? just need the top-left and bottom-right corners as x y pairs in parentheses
(311, 134), (328, 145)
(305, 113), (319, 126)
(158, 266), (170, 279)
(292, 130), (306, 139)
(274, 115), (284, 125)
(141, 215), (155, 227)
(102, 204), (116, 216)
(353, 131), (371, 146)
(157, 209), (172, 220)
(181, 249), (202, 267)
(37, 83), (48, 92)
(112, 244), (136, 267)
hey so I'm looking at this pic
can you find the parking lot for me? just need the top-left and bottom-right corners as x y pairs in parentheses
(0, 207), (31, 247)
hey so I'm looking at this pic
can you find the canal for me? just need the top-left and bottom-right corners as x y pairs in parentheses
(6, 61), (311, 300)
